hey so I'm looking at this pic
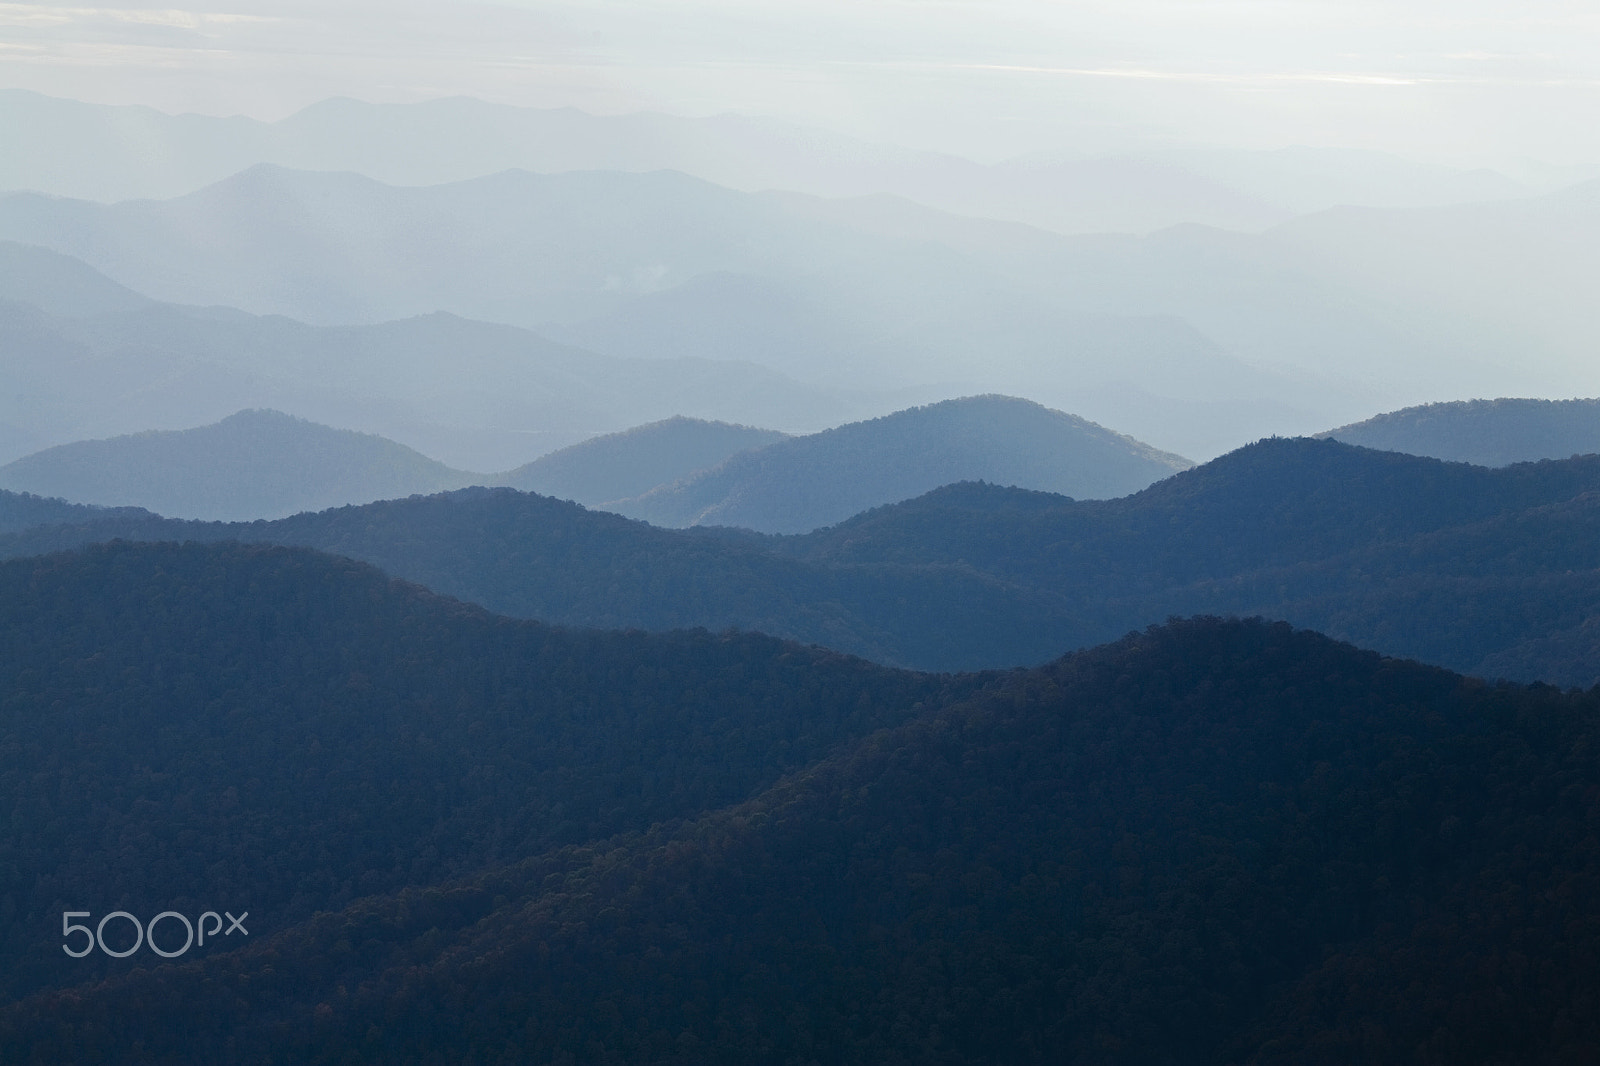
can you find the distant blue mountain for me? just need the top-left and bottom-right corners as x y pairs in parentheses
(1319, 397), (1600, 466)
(0, 410), (476, 521)
(496, 416), (789, 505)
(613, 395), (1193, 533)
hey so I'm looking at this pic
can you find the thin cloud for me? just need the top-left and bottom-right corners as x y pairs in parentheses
(0, 5), (276, 29)
(940, 63), (1434, 86)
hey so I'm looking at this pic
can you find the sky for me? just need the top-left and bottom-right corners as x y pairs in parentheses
(2, 0), (1598, 166)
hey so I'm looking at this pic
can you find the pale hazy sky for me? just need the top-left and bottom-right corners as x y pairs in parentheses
(2, 0), (1598, 165)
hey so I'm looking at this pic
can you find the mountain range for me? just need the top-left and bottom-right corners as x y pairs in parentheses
(0, 246), (879, 470)
(10, 85), (1600, 1065)
(3, 550), (1598, 1061)
(7, 437), (1600, 683)
(0, 167), (1396, 459)
(0, 397), (1185, 524)
(0, 89), (1533, 233)
(7, 162), (1598, 460)
(610, 395), (1192, 532)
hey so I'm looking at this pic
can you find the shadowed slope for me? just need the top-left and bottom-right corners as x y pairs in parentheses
(8, 618), (1600, 1063)
(0, 540), (978, 1006)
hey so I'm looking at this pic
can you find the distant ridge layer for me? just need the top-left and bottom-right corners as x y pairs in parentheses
(0, 409), (476, 521)
(1318, 398), (1600, 467)
(612, 394), (1194, 533)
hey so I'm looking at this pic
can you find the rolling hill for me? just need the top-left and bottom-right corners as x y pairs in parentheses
(0, 487), (1078, 671)
(0, 540), (977, 1008)
(5, 608), (1600, 1061)
(8, 438), (1600, 683)
(495, 415), (789, 505)
(611, 395), (1194, 532)
(1318, 397), (1600, 466)
(0, 410), (478, 521)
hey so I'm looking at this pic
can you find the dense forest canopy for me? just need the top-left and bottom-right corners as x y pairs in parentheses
(6, 610), (1600, 1063)
(0, 541), (979, 1005)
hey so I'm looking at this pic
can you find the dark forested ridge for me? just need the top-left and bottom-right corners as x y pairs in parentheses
(7, 437), (1600, 682)
(0, 541), (980, 1007)
(1318, 396), (1600, 467)
(771, 437), (1600, 683)
(0, 487), (1088, 670)
(0, 489), (150, 536)
(8, 616), (1600, 1063)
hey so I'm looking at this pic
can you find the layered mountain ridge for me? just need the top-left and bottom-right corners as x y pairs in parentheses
(4, 563), (1598, 1062)
(8, 436), (1600, 683)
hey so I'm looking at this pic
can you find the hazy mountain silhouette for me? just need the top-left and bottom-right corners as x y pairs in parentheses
(1141, 143), (1528, 216)
(0, 90), (1528, 233)
(1318, 397), (1600, 466)
(0, 410), (478, 521)
(1265, 180), (1600, 386)
(495, 416), (789, 505)
(0, 241), (151, 317)
(0, 268), (873, 469)
(7, 609), (1600, 1062)
(13, 160), (1591, 458)
(0, 165), (1376, 458)
(8, 438), (1600, 683)
(612, 395), (1194, 532)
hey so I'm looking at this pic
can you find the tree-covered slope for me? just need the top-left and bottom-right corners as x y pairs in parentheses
(7, 437), (1600, 682)
(9, 618), (1600, 1063)
(777, 437), (1600, 683)
(0, 488), (1086, 670)
(787, 435), (1600, 582)
(1318, 396), (1600, 466)
(495, 415), (789, 505)
(615, 394), (1194, 532)
(0, 541), (979, 1008)
(0, 489), (149, 535)
(0, 409), (478, 520)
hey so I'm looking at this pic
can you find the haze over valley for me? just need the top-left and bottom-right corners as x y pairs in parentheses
(5, 2), (1600, 1060)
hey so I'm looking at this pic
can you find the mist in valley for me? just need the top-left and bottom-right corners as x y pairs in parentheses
(6, 3), (1600, 1061)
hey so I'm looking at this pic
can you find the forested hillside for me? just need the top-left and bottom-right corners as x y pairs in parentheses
(0, 541), (980, 1007)
(0, 490), (149, 536)
(7, 437), (1600, 683)
(8, 616), (1600, 1062)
